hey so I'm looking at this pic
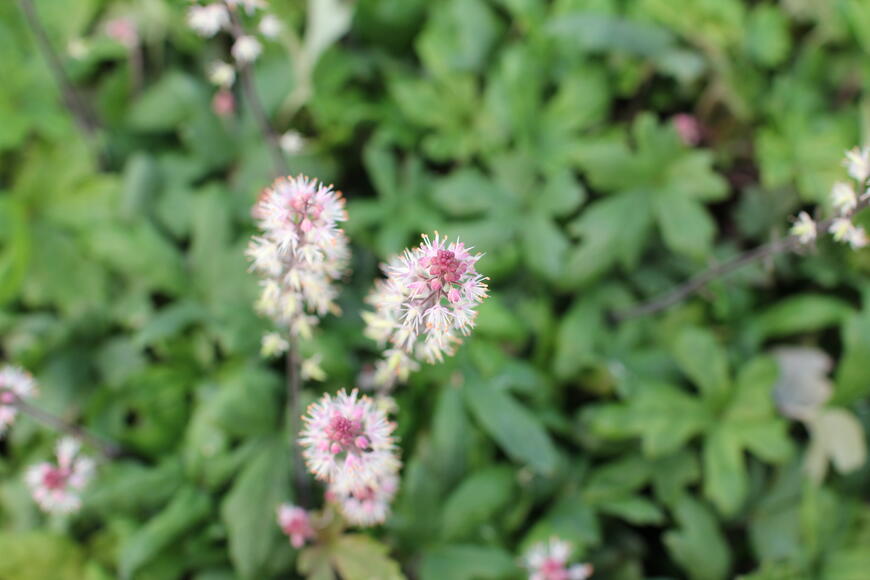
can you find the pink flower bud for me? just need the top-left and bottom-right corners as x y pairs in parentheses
(330, 442), (342, 455)
(355, 436), (370, 450)
(429, 278), (442, 291)
(301, 218), (313, 233)
(212, 89), (235, 117)
(448, 288), (460, 303)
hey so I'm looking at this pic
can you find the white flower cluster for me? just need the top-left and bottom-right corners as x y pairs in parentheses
(523, 537), (594, 580)
(25, 437), (95, 515)
(791, 147), (870, 250)
(0, 365), (37, 436)
(187, 1), (276, 65)
(246, 175), (350, 339)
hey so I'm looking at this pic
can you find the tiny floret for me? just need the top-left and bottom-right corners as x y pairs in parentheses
(523, 537), (594, 580)
(259, 14), (283, 38)
(329, 472), (399, 527)
(790, 212), (817, 245)
(845, 146), (870, 184)
(277, 503), (315, 548)
(25, 437), (95, 514)
(232, 35), (262, 64)
(831, 182), (857, 215)
(208, 61), (236, 88)
(187, 3), (229, 37)
(0, 365), (37, 437)
(279, 131), (305, 155)
(363, 233), (488, 389)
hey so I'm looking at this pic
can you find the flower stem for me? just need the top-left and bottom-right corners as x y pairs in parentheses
(225, 5), (288, 178)
(2, 389), (121, 459)
(613, 197), (870, 321)
(286, 337), (310, 507)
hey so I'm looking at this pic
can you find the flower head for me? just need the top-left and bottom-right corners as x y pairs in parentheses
(247, 175), (350, 337)
(845, 146), (870, 184)
(25, 437), (95, 514)
(0, 365), (37, 437)
(831, 182), (857, 215)
(277, 503), (315, 548)
(363, 233), (487, 389)
(187, 3), (229, 37)
(232, 35), (262, 64)
(790, 211), (817, 245)
(299, 389), (400, 494)
(523, 538), (593, 580)
(329, 471), (399, 527)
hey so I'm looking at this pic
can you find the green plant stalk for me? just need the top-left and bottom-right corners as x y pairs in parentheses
(286, 336), (311, 507)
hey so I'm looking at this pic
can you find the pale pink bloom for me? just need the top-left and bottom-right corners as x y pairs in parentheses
(25, 437), (95, 515)
(246, 175), (350, 337)
(363, 233), (487, 388)
(104, 17), (138, 48)
(0, 365), (37, 437)
(844, 146), (870, 184)
(523, 538), (594, 580)
(672, 113), (702, 146)
(212, 89), (235, 117)
(277, 503), (315, 548)
(831, 182), (857, 215)
(232, 35), (262, 64)
(330, 472), (399, 527)
(299, 389), (400, 494)
(790, 211), (816, 245)
(187, 3), (229, 37)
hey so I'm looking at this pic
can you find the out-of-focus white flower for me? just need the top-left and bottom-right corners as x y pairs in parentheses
(277, 503), (315, 548)
(847, 226), (868, 249)
(329, 472), (399, 527)
(246, 175), (350, 337)
(208, 60), (236, 88)
(299, 389), (400, 495)
(279, 131), (305, 155)
(831, 182), (857, 215)
(363, 233), (487, 389)
(187, 3), (229, 37)
(231, 35), (262, 64)
(301, 354), (326, 382)
(25, 437), (95, 515)
(0, 365), (37, 437)
(261, 332), (289, 357)
(523, 537), (594, 580)
(790, 212), (817, 245)
(845, 146), (870, 184)
(259, 14), (283, 38)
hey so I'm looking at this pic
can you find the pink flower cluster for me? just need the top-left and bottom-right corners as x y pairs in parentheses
(363, 233), (488, 389)
(277, 503), (315, 548)
(299, 389), (400, 526)
(25, 437), (95, 515)
(247, 175), (350, 340)
(523, 538), (594, 580)
(0, 365), (37, 436)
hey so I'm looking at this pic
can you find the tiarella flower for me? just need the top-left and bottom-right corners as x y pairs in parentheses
(277, 503), (315, 548)
(523, 538), (594, 580)
(301, 354), (327, 382)
(232, 35), (262, 64)
(25, 437), (95, 515)
(187, 3), (229, 37)
(790, 212), (817, 245)
(831, 182), (857, 214)
(845, 146), (870, 184)
(0, 365), (37, 437)
(261, 332), (289, 357)
(329, 472), (399, 527)
(829, 218), (856, 243)
(259, 14), (283, 38)
(299, 389), (400, 494)
(847, 226), (868, 249)
(672, 113), (701, 146)
(212, 89), (235, 117)
(279, 130), (305, 155)
(208, 60), (236, 88)
(247, 175), (349, 337)
(363, 233), (487, 389)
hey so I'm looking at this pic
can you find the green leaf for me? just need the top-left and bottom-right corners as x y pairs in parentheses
(552, 298), (603, 379)
(128, 72), (207, 132)
(442, 466), (516, 539)
(221, 439), (290, 579)
(703, 426), (747, 516)
(464, 376), (559, 475)
(754, 294), (853, 339)
(0, 196), (30, 305)
(119, 486), (211, 579)
(598, 496), (665, 525)
(416, 0), (504, 75)
(674, 327), (730, 401)
(654, 192), (715, 260)
(664, 496), (731, 580)
(420, 545), (516, 580)
(430, 168), (502, 216)
(330, 535), (405, 580)
(0, 532), (86, 580)
(522, 212), (570, 282)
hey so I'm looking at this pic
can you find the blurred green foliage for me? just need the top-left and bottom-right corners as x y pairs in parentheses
(2, 0), (870, 578)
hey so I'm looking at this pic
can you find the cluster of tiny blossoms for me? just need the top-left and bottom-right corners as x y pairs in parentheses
(523, 538), (594, 580)
(363, 233), (488, 389)
(791, 147), (870, 249)
(299, 389), (401, 526)
(0, 365), (37, 436)
(25, 437), (95, 515)
(247, 175), (350, 342)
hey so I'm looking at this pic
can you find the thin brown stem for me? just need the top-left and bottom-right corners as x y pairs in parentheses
(286, 337), (310, 506)
(225, 6), (288, 178)
(613, 196), (870, 322)
(18, 0), (102, 142)
(2, 389), (121, 459)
